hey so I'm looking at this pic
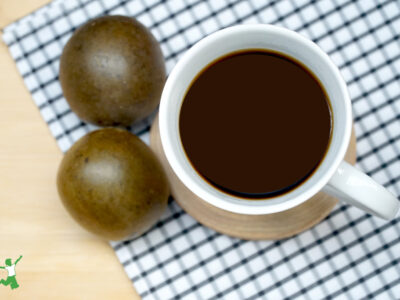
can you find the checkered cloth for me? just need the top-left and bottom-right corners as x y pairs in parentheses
(2, 0), (400, 299)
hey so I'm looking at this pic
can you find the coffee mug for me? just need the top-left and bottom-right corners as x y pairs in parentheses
(159, 24), (399, 220)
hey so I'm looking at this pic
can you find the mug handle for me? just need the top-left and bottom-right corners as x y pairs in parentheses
(322, 161), (399, 220)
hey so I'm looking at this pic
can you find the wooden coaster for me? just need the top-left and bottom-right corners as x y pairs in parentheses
(150, 116), (357, 240)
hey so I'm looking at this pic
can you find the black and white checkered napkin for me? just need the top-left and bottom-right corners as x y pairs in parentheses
(3, 0), (400, 299)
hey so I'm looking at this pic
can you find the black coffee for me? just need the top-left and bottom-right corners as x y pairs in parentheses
(179, 50), (332, 198)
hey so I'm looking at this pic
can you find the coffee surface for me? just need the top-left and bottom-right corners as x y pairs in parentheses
(179, 50), (332, 198)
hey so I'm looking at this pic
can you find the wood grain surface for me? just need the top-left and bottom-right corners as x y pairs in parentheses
(0, 1), (139, 299)
(150, 116), (357, 240)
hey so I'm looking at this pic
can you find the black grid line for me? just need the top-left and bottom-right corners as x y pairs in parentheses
(3, 0), (400, 299)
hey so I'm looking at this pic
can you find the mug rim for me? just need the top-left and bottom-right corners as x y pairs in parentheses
(159, 24), (352, 215)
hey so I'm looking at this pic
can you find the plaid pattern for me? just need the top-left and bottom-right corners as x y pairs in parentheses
(2, 0), (400, 299)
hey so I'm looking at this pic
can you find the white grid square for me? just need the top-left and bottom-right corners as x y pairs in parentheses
(231, 264), (248, 284)
(248, 256), (266, 274)
(49, 121), (63, 137)
(276, 1), (293, 16)
(53, 99), (69, 115)
(344, 43), (362, 61)
(342, 2), (358, 20)
(223, 290), (241, 300)
(356, 259), (374, 277)
(192, 2), (210, 20)
(309, 20), (327, 38)
(240, 280), (258, 298)
(70, 126), (87, 142)
(198, 282), (216, 299)
(184, 26), (202, 44)
(147, 269), (165, 287)
(223, 248), (242, 267)
(69, 8), (87, 27)
(367, 50), (386, 69)
(308, 285), (325, 300)
(40, 105), (56, 122)
(381, 226), (397, 244)
(298, 269), (317, 288)
(385, 81), (400, 99)
(383, 39), (400, 60)
(134, 278), (148, 294)
(188, 266), (208, 285)
(334, 26), (352, 45)
(172, 235), (191, 253)
(324, 276), (341, 294)
(44, 40), (62, 59)
(322, 236), (341, 255)
(139, 252), (158, 272)
(350, 18), (368, 36)
(160, 19), (178, 36)
(359, 34), (376, 53)
(387, 160), (400, 176)
(176, 10), (193, 27)
(341, 267), (357, 284)
(386, 121), (400, 139)
(126, 0), (144, 15)
(349, 285), (368, 300)
(209, 1), (226, 11)
(273, 263), (291, 282)
(197, 243), (215, 261)
(3, 1), (400, 300)
(166, 0), (185, 13)
(32, 90), (47, 106)
(189, 226), (207, 243)
(150, 3), (169, 22)
(205, 259), (224, 276)
(57, 135), (72, 152)
(168, 34), (186, 52)
(376, 26), (393, 45)
(36, 27), (54, 46)
(53, 17), (69, 35)
(367, 9), (384, 27)
(215, 274), (232, 294)
(164, 260), (182, 278)
(365, 276), (385, 294)
(266, 247), (283, 265)
(180, 251), (198, 270)
(125, 262), (140, 279)
(281, 279), (301, 297)
(381, 266), (399, 286)
(238, 242), (258, 257)
(258, 7), (277, 23)
(200, 17), (219, 34)
(316, 0), (334, 14)
(233, 1), (251, 18)
(217, 9), (236, 27)
(290, 253), (308, 272)
(16, 59), (30, 75)
(316, 260), (334, 277)
(60, 112), (80, 130)
(301, 5), (318, 21)
(370, 130), (389, 149)
(284, 13), (302, 30)
(325, 11), (343, 29)
(155, 285), (174, 300)
(62, 0), (79, 11)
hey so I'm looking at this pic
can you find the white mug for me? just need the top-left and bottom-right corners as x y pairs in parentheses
(159, 24), (399, 220)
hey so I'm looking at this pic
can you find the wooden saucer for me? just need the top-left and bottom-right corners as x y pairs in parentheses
(150, 116), (357, 240)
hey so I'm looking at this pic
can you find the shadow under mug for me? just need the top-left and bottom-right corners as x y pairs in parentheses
(159, 24), (399, 220)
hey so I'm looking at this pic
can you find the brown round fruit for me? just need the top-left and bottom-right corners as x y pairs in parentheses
(59, 15), (166, 127)
(57, 128), (169, 240)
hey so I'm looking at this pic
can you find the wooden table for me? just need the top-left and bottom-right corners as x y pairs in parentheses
(0, 1), (139, 299)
